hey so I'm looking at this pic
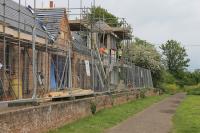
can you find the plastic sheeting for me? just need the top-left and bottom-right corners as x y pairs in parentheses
(50, 56), (69, 90)
(50, 63), (57, 90)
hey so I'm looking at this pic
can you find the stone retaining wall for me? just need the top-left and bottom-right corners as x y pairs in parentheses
(0, 89), (157, 133)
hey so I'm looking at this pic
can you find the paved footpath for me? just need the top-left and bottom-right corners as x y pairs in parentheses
(106, 93), (186, 133)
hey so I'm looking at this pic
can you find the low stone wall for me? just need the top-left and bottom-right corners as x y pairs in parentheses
(0, 90), (157, 133)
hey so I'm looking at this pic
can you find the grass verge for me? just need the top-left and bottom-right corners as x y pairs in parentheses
(48, 95), (168, 133)
(172, 95), (200, 133)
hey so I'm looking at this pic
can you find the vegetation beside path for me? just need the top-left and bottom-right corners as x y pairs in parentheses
(172, 95), (200, 133)
(48, 95), (168, 133)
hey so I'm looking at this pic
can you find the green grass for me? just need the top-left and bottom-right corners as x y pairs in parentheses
(172, 96), (200, 133)
(48, 95), (168, 133)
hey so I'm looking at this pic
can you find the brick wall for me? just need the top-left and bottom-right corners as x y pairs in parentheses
(0, 90), (157, 133)
(71, 51), (92, 89)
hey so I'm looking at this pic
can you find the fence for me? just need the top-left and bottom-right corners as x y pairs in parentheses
(71, 49), (154, 93)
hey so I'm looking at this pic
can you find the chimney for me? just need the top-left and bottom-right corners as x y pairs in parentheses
(49, 1), (54, 8)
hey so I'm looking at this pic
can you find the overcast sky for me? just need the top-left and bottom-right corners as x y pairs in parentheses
(14, 0), (200, 70)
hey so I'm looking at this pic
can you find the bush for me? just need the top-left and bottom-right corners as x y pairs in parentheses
(90, 101), (97, 115)
(163, 71), (176, 84)
(160, 83), (180, 94)
(186, 85), (200, 95)
(139, 89), (147, 98)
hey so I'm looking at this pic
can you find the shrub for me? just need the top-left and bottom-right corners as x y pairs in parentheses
(140, 89), (147, 98)
(111, 95), (115, 106)
(186, 85), (200, 95)
(163, 71), (176, 84)
(160, 83), (180, 94)
(90, 101), (97, 115)
(136, 92), (140, 99)
(135, 88), (153, 98)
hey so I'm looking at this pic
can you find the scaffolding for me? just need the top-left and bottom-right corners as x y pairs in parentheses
(0, 0), (73, 101)
(67, 2), (153, 94)
(0, 0), (153, 103)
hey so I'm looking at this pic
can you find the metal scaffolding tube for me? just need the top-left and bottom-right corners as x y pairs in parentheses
(17, 0), (21, 99)
(3, 0), (6, 99)
(32, 0), (37, 99)
(68, 46), (72, 95)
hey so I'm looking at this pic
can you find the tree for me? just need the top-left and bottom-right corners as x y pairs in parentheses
(125, 38), (163, 87)
(127, 38), (162, 71)
(89, 6), (120, 27)
(160, 40), (190, 76)
(193, 69), (200, 83)
(183, 70), (200, 85)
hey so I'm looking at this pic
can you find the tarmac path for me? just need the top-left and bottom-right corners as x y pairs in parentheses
(106, 93), (186, 133)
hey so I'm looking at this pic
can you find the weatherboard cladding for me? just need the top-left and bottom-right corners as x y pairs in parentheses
(0, 0), (46, 38)
(36, 8), (66, 39)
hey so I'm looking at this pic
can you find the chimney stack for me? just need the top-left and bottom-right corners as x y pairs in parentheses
(49, 1), (54, 8)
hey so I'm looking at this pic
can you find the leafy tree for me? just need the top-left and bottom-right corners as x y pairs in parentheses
(160, 40), (190, 76)
(125, 38), (163, 87)
(182, 70), (200, 85)
(161, 70), (176, 84)
(193, 69), (200, 84)
(89, 6), (120, 27)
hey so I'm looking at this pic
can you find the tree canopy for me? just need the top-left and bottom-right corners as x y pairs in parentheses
(89, 6), (120, 27)
(127, 38), (162, 71)
(160, 40), (190, 75)
(125, 38), (163, 87)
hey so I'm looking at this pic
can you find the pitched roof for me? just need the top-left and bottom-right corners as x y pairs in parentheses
(0, 0), (46, 38)
(36, 8), (66, 40)
(94, 20), (112, 32)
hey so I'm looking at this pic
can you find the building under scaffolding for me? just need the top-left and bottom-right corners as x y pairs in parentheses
(0, 0), (153, 102)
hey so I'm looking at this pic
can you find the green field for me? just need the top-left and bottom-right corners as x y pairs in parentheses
(173, 95), (200, 133)
(48, 95), (167, 133)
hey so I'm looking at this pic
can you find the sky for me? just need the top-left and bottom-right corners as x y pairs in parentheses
(14, 0), (200, 70)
